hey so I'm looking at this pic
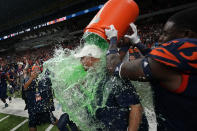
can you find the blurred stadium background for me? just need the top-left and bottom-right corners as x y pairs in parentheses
(0, 0), (197, 130)
(0, 0), (197, 55)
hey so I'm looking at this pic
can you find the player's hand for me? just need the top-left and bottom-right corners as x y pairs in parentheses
(105, 25), (118, 40)
(124, 23), (141, 45)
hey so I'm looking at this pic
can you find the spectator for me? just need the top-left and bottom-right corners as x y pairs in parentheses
(0, 65), (9, 108)
(24, 66), (58, 131)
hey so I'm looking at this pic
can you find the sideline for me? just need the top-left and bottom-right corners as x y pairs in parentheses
(0, 115), (10, 122)
(45, 124), (54, 131)
(0, 98), (63, 118)
(10, 119), (28, 131)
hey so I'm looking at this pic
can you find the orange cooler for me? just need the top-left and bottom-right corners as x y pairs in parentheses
(84, 0), (139, 40)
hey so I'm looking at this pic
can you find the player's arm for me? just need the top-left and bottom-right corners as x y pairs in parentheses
(105, 25), (181, 91)
(120, 57), (181, 91)
(119, 46), (130, 61)
(128, 104), (143, 131)
(24, 72), (37, 89)
(124, 23), (151, 56)
(105, 24), (148, 76)
(135, 43), (152, 56)
(105, 26), (143, 79)
(24, 58), (29, 70)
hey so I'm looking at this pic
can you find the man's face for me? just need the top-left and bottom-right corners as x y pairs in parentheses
(80, 56), (100, 71)
(158, 21), (183, 45)
(18, 64), (22, 69)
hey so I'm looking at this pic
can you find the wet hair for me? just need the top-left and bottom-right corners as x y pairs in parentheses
(168, 7), (197, 33)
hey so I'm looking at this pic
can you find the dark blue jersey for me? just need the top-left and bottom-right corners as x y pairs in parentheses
(149, 38), (197, 74)
(24, 75), (54, 113)
(0, 71), (8, 98)
(0, 72), (7, 86)
(96, 76), (148, 131)
(148, 38), (197, 131)
(8, 71), (15, 80)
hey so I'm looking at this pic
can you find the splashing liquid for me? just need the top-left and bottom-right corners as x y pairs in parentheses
(42, 33), (156, 131)
(41, 33), (111, 130)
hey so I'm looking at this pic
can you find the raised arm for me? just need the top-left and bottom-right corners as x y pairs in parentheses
(124, 23), (151, 56)
(105, 24), (182, 91)
(24, 71), (38, 89)
(24, 58), (29, 70)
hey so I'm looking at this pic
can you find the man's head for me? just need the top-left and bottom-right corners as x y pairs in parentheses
(159, 7), (197, 44)
(74, 44), (103, 70)
(17, 62), (23, 69)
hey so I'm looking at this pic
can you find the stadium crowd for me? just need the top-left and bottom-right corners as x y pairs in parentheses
(0, 22), (161, 130)
(0, 22), (162, 76)
(0, 22), (162, 108)
(1, 4), (197, 131)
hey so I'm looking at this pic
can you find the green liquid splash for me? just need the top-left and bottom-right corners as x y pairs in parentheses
(82, 32), (109, 50)
(41, 33), (155, 130)
(42, 33), (111, 131)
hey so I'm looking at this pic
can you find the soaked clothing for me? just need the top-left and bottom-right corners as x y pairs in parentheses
(148, 38), (197, 131)
(57, 113), (78, 131)
(57, 75), (148, 131)
(24, 74), (55, 127)
(29, 111), (56, 128)
(95, 76), (148, 131)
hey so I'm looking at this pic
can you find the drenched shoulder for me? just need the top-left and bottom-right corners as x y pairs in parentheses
(148, 38), (197, 74)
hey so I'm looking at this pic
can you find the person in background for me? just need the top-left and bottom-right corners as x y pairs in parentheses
(7, 67), (18, 98)
(16, 61), (24, 91)
(0, 66), (9, 108)
(24, 66), (58, 131)
(22, 61), (30, 110)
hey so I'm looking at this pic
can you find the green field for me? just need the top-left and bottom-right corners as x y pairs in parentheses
(0, 113), (59, 131)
